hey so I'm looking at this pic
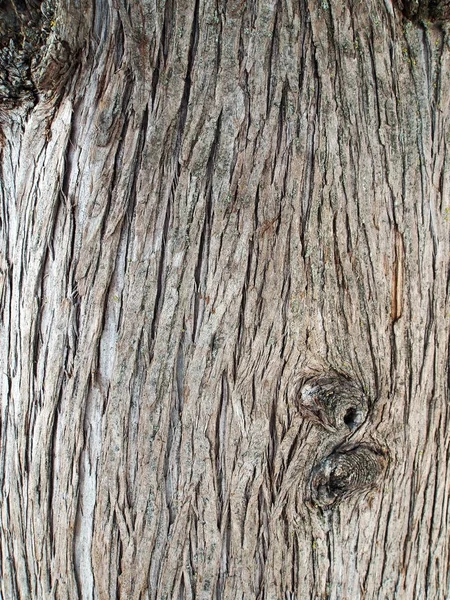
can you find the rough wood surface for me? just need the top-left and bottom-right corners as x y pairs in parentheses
(398, 0), (450, 21)
(1, 1), (450, 599)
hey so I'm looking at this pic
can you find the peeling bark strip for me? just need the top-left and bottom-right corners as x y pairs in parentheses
(1, 0), (450, 599)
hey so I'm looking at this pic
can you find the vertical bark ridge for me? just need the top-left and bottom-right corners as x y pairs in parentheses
(1, 0), (450, 599)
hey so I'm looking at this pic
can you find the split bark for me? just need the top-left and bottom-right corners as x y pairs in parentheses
(1, 1), (449, 599)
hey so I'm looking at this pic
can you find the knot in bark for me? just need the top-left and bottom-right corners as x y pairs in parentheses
(298, 372), (369, 433)
(310, 444), (387, 509)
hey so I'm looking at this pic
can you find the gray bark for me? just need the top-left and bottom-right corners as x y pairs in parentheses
(1, 1), (450, 599)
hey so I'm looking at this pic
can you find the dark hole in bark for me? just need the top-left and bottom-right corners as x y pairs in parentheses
(343, 407), (358, 428)
(297, 371), (369, 432)
(329, 470), (351, 493)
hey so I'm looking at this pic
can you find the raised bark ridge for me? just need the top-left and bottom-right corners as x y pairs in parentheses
(1, 0), (450, 598)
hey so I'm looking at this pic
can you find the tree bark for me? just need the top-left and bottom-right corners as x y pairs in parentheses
(1, 1), (450, 599)
(399, 0), (450, 21)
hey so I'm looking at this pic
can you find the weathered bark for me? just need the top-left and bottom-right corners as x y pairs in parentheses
(1, 0), (449, 599)
(399, 0), (450, 21)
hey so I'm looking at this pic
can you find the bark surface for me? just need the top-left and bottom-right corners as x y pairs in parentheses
(1, 1), (450, 599)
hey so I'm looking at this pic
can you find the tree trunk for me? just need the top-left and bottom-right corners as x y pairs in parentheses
(1, 0), (449, 599)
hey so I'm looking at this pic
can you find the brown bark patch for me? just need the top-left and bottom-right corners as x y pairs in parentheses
(391, 229), (404, 321)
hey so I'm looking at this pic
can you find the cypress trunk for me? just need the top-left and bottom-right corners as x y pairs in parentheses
(1, 1), (449, 598)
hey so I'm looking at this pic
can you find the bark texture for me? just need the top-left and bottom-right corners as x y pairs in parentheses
(1, 0), (450, 599)
(399, 0), (450, 21)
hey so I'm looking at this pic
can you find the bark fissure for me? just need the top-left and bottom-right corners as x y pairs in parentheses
(1, 0), (450, 599)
